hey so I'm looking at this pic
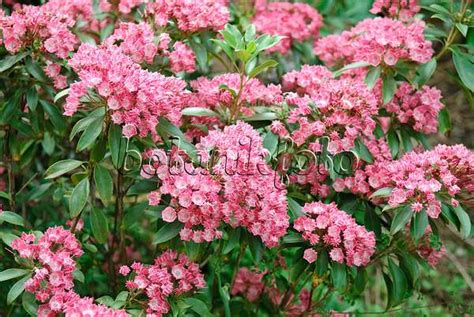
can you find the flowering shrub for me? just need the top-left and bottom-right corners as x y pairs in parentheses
(0, 0), (473, 316)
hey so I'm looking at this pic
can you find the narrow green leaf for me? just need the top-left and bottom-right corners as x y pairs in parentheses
(382, 76), (397, 104)
(108, 124), (127, 169)
(387, 130), (399, 159)
(354, 138), (374, 163)
(54, 88), (70, 103)
(90, 208), (109, 244)
(411, 210), (428, 242)
(69, 178), (90, 217)
(223, 229), (241, 255)
(153, 222), (183, 245)
(387, 258), (408, 307)
(22, 292), (38, 316)
(453, 205), (471, 239)
(370, 188), (393, 199)
(94, 165), (113, 204)
(0, 269), (30, 282)
(333, 61), (371, 77)
(438, 108), (451, 134)
(45, 159), (84, 179)
(415, 58), (437, 86)
(184, 298), (212, 317)
(390, 205), (414, 234)
(331, 262), (347, 291)
(364, 66), (381, 89)
(456, 23), (468, 37)
(263, 131), (279, 158)
(7, 274), (31, 305)
(452, 49), (474, 92)
(182, 107), (219, 117)
(77, 116), (104, 151)
(248, 59), (278, 78)
(26, 87), (38, 111)
(0, 211), (25, 226)
(0, 52), (29, 72)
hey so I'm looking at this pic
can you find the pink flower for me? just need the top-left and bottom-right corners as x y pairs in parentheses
(231, 268), (265, 302)
(303, 248), (318, 263)
(119, 265), (131, 276)
(295, 202), (376, 267)
(253, 1), (323, 55)
(168, 41), (196, 73)
(162, 207), (177, 223)
(371, 0), (420, 21)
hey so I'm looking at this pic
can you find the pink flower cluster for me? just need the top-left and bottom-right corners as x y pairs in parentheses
(146, 0), (230, 32)
(386, 83), (444, 134)
(314, 17), (432, 67)
(231, 268), (265, 302)
(371, 0), (420, 21)
(99, 0), (144, 15)
(199, 122), (289, 247)
(121, 250), (205, 316)
(145, 122), (289, 247)
(294, 202), (376, 266)
(66, 44), (189, 139)
(38, 292), (129, 317)
(284, 67), (379, 154)
(190, 73), (283, 116)
(105, 22), (159, 64)
(44, 62), (68, 90)
(0, 4), (77, 58)
(168, 41), (196, 73)
(150, 161), (224, 242)
(252, 1), (323, 54)
(11, 227), (82, 311)
(366, 144), (474, 218)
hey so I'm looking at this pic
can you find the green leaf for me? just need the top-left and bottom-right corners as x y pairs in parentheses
(45, 159), (84, 179)
(40, 100), (67, 132)
(354, 138), (374, 163)
(73, 269), (85, 283)
(0, 211), (25, 226)
(331, 262), (347, 291)
(77, 115), (104, 151)
(248, 59), (278, 78)
(182, 107), (219, 117)
(153, 222), (183, 245)
(456, 23), (468, 37)
(26, 87), (38, 111)
(352, 269), (368, 296)
(25, 56), (48, 81)
(453, 205), (471, 239)
(452, 49), (474, 92)
(70, 108), (105, 142)
(54, 88), (70, 103)
(263, 131), (279, 158)
(184, 298), (212, 317)
(438, 108), (451, 134)
(387, 130), (399, 159)
(411, 210), (428, 242)
(333, 61), (371, 77)
(69, 178), (90, 218)
(387, 258), (408, 307)
(42, 132), (55, 155)
(390, 205), (414, 235)
(0, 191), (11, 200)
(0, 52), (29, 72)
(243, 112), (278, 121)
(244, 24), (256, 42)
(370, 187), (393, 199)
(156, 117), (197, 161)
(364, 66), (381, 89)
(22, 292), (38, 316)
(288, 197), (303, 219)
(94, 165), (113, 204)
(382, 75), (397, 104)
(415, 58), (437, 86)
(255, 34), (281, 52)
(223, 229), (241, 255)
(0, 269), (30, 282)
(108, 125), (127, 169)
(90, 208), (109, 244)
(315, 250), (329, 276)
(7, 274), (31, 305)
